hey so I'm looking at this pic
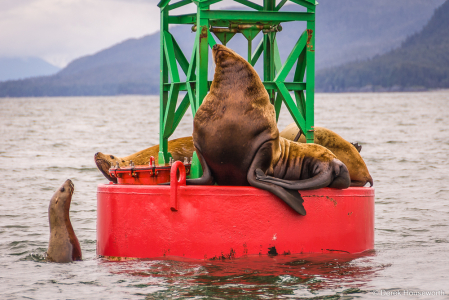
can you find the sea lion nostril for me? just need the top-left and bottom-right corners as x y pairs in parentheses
(110, 155), (115, 159)
(95, 152), (99, 157)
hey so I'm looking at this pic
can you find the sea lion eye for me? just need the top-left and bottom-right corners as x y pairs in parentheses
(60, 187), (65, 192)
(110, 155), (115, 159)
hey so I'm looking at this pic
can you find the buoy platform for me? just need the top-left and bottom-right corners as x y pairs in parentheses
(97, 162), (374, 260)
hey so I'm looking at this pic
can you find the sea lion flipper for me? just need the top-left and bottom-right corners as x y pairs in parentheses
(351, 142), (362, 153)
(255, 167), (333, 190)
(247, 145), (306, 215)
(186, 149), (215, 185)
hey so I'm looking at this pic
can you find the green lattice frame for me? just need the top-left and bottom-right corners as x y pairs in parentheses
(157, 0), (317, 177)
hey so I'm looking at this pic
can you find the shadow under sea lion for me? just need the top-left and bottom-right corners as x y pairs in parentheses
(280, 124), (373, 187)
(188, 44), (350, 215)
(47, 179), (82, 263)
(94, 136), (194, 183)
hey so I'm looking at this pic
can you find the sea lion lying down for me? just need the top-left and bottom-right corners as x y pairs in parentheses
(280, 124), (373, 187)
(94, 136), (193, 183)
(187, 44), (350, 215)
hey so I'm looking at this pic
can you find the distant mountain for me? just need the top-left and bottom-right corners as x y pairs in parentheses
(0, 57), (60, 82)
(316, 0), (449, 92)
(0, 0), (445, 97)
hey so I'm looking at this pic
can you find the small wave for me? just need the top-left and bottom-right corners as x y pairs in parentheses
(20, 252), (47, 262)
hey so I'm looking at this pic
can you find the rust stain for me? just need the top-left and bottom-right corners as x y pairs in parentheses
(200, 26), (208, 39)
(209, 248), (236, 261)
(283, 250), (291, 255)
(348, 212), (353, 216)
(268, 246), (278, 256)
(306, 29), (313, 45)
(326, 196), (337, 206)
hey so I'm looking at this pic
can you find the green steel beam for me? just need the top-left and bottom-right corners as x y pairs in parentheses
(158, 0), (171, 8)
(168, 13), (197, 24)
(196, 0), (222, 8)
(168, 0), (192, 10)
(294, 47), (307, 82)
(159, 7), (170, 164)
(274, 92), (283, 121)
(163, 31), (180, 83)
(263, 82), (306, 90)
(202, 10), (315, 22)
(276, 82), (306, 132)
(294, 90), (306, 119)
(274, 31), (307, 82)
(165, 93), (191, 137)
(305, 11), (315, 143)
(263, 0), (275, 104)
(163, 83), (180, 138)
(250, 38), (263, 66)
(273, 40), (282, 73)
(196, 9), (209, 111)
(275, 0), (288, 11)
(172, 35), (190, 75)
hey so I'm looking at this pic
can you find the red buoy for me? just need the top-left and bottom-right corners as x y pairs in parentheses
(97, 162), (374, 260)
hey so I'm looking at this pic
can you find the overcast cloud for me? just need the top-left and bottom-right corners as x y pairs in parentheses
(0, 0), (241, 68)
(0, 0), (162, 67)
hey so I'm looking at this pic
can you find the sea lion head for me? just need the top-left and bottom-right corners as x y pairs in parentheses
(209, 44), (270, 108)
(212, 44), (245, 67)
(48, 179), (74, 228)
(94, 152), (121, 183)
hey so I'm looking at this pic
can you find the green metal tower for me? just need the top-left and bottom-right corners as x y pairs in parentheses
(157, 0), (317, 177)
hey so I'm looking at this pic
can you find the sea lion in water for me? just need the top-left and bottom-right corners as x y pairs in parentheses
(47, 179), (82, 263)
(94, 136), (194, 183)
(280, 124), (373, 187)
(189, 44), (350, 215)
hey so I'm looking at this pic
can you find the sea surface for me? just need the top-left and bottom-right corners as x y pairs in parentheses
(0, 91), (448, 299)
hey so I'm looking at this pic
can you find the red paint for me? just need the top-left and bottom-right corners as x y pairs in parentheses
(97, 163), (375, 259)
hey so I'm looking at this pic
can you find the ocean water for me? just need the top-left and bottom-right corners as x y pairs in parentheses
(0, 91), (448, 299)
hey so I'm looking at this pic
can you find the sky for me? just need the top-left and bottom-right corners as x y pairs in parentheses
(0, 0), (241, 68)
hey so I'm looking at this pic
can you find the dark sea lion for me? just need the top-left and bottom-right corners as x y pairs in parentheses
(189, 44), (350, 215)
(280, 124), (373, 187)
(94, 136), (194, 183)
(47, 179), (82, 263)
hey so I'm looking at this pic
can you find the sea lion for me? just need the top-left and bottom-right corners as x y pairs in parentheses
(94, 136), (194, 183)
(47, 179), (82, 263)
(189, 44), (350, 215)
(280, 124), (373, 187)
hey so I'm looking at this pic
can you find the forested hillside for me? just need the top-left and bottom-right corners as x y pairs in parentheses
(316, 0), (449, 92)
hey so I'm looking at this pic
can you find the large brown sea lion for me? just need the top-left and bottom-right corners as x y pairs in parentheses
(280, 124), (373, 187)
(94, 136), (194, 183)
(47, 179), (82, 263)
(188, 44), (350, 215)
